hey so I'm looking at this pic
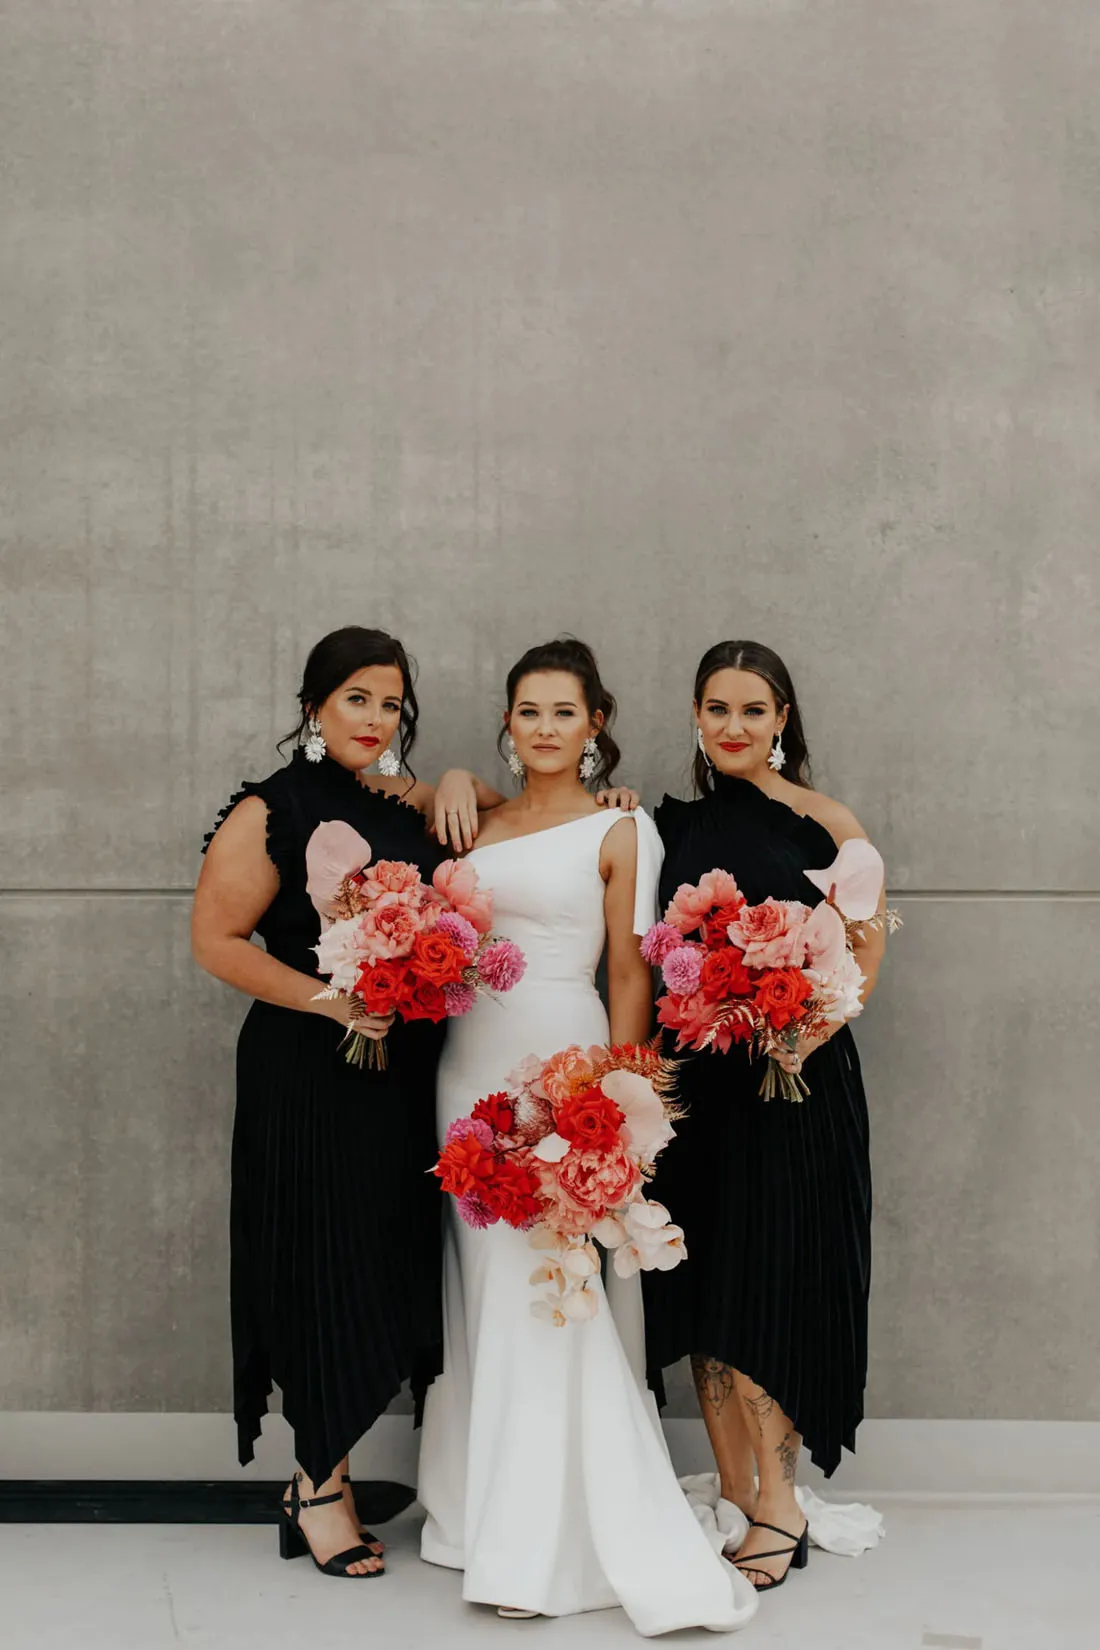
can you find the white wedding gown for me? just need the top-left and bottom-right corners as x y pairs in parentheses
(418, 809), (758, 1635)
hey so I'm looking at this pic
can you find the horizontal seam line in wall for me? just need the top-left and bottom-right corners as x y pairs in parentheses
(0, 888), (1099, 901)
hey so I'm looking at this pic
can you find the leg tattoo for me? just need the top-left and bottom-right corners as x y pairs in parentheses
(776, 1429), (798, 1485)
(691, 1354), (736, 1415)
(742, 1390), (775, 1436)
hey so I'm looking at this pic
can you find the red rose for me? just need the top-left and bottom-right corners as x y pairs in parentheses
(355, 959), (406, 1015)
(481, 1152), (543, 1228)
(698, 946), (754, 1003)
(701, 908), (742, 949)
(433, 1134), (497, 1200)
(553, 1086), (625, 1153)
(402, 977), (448, 1023)
(411, 931), (467, 987)
(472, 1092), (516, 1137)
(753, 967), (814, 1031)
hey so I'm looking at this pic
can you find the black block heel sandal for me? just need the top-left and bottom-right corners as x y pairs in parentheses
(279, 1479), (385, 1577)
(730, 1518), (809, 1592)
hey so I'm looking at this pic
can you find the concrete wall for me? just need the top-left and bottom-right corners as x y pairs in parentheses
(3, 2), (1098, 1446)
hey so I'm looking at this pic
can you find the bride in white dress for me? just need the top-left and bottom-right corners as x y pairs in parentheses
(418, 641), (757, 1636)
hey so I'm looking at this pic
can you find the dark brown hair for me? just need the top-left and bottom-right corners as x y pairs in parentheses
(281, 626), (420, 773)
(498, 637), (621, 788)
(692, 639), (811, 793)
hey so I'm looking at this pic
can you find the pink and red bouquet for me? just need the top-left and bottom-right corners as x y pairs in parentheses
(433, 1042), (686, 1324)
(305, 821), (526, 1068)
(643, 839), (892, 1102)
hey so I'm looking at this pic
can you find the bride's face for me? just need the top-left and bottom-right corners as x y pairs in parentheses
(695, 667), (787, 780)
(506, 670), (599, 780)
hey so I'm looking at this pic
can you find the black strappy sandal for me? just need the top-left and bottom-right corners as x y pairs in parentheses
(279, 1478), (385, 1577)
(730, 1518), (809, 1592)
(341, 1474), (385, 1555)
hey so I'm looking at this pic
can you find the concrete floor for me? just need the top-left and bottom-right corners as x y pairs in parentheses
(4, 1499), (1098, 1650)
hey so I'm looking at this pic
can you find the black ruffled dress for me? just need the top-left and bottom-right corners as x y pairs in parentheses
(204, 750), (446, 1486)
(643, 773), (872, 1477)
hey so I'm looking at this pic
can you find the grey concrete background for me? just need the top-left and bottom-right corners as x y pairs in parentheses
(3, 3), (1098, 1436)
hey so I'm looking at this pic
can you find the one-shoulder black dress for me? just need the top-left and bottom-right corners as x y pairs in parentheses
(643, 772), (872, 1477)
(204, 750), (446, 1487)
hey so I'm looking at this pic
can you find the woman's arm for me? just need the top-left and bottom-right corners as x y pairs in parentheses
(192, 798), (389, 1037)
(600, 817), (654, 1046)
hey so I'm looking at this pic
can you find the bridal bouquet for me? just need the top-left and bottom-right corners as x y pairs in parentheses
(643, 839), (897, 1102)
(306, 822), (526, 1069)
(433, 1042), (686, 1324)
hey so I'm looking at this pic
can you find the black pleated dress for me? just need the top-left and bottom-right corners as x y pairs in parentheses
(642, 773), (872, 1478)
(203, 750), (446, 1488)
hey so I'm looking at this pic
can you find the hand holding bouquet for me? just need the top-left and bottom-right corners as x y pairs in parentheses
(433, 1042), (686, 1324)
(643, 839), (898, 1102)
(306, 822), (526, 1069)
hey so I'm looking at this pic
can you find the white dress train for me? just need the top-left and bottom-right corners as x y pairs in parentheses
(418, 809), (758, 1636)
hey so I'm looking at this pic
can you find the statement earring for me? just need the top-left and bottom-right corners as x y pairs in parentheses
(579, 736), (599, 783)
(304, 715), (327, 763)
(768, 733), (787, 773)
(505, 735), (525, 781)
(376, 746), (401, 777)
(697, 728), (713, 769)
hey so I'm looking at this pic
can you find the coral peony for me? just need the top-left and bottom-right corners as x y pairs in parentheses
(477, 939), (526, 993)
(541, 1046), (596, 1103)
(432, 859), (494, 934)
(662, 945), (704, 997)
(665, 868), (744, 934)
(555, 1141), (641, 1216)
(362, 859), (423, 900)
(727, 898), (810, 969)
(359, 892), (424, 961)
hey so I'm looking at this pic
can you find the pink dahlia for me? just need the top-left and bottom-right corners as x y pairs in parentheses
(436, 912), (479, 960)
(456, 1190), (495, 1230)
(640, 921), (682, 966)
(444, 1116), (495, 1150)
(478, 939), (526, 992)
(443, 980), (478, 1017)
(662, 945), (704, 997)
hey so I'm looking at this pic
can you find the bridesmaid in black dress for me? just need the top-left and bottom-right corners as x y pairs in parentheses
(193, 627), (505, 1579)
(643, 640), (887, 1593)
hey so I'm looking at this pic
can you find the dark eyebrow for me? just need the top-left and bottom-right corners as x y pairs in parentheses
(515, 699), (579, 709)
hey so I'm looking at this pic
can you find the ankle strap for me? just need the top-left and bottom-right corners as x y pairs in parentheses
(749, 1518), (803, 1543)
(286, 1480), (346, 1513)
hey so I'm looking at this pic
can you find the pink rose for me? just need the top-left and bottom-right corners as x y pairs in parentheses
(555, 1141), (641, 1217)
(359, 892), (424, 960)
(362, 859), (423, 900)
(432, 859), (495, 935)
(665, 868), (744, 934)
(533, 1169), (596, 1238)
(727, 898), (810, 969)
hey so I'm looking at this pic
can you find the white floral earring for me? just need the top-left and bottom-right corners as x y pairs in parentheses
(505, 735), (525, 780)
(768, 732), (787, 773)
(579, 736), (599, 783)
(697, 728), (713, 769)
(304, 715), (327, 763)
(376, 746), (401, 777)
